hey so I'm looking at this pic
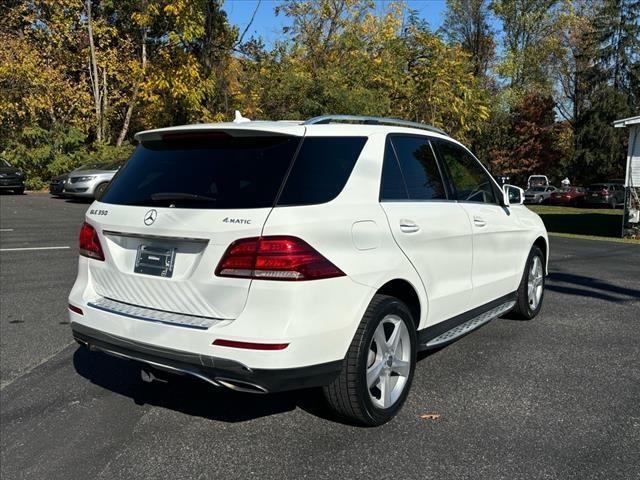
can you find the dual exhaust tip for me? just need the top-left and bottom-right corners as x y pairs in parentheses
(76, 337), (269, 395)
(140, 368), (268, 394)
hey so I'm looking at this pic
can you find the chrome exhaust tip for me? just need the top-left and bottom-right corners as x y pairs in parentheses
(215, 377), (268, 394)
(140, 368), (169, 384)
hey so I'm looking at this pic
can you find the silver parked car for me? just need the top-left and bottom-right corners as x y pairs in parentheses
(524, 185), (557, 204)
(63, 161), (123, 199)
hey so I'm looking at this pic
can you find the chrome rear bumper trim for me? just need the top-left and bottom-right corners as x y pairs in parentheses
(88, 297), (223, 330)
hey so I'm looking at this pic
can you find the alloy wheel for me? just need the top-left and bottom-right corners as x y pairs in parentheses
(527, 255), (544, 310)
(366, 315), (411, 409)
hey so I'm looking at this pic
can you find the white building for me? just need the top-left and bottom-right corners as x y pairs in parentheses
(613, 116), (640, 238)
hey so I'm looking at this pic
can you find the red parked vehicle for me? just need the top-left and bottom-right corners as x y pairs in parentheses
(548, 186), (586, 207)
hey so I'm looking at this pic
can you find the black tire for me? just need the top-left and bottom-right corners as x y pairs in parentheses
(323, 294), (417, 426)
(94, 182), (108, 200)
(14, 187), (25, 195)
(509, 245), (545, 320)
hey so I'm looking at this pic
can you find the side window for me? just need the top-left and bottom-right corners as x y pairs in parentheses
(380, 138), (409, 200)
(277, 136), (367, 206)
(435, 140), (497, 204)
(389, 136), (447, 200)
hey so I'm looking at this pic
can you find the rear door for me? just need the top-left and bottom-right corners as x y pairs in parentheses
(434, 139), (525, 307)
(88, 129), (303, 319)
(379, 135), (473, 324)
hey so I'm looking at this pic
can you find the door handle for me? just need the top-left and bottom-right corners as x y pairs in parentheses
(400, 219), (420, 233)
(473, 216), (487, 227)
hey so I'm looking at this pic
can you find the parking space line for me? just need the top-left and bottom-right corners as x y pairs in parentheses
(0, 228), (15, 232)
(0, 246), (70, 252)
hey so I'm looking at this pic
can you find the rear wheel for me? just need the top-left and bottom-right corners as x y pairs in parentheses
(14, 187), (25, 195)
(509, 246), (545, 320)
(323, 294), (416, 426)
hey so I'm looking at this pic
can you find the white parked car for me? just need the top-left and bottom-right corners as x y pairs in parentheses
(69, 115), (548, 426)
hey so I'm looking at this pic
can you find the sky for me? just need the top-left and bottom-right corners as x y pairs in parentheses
(223, 0), (449, 47)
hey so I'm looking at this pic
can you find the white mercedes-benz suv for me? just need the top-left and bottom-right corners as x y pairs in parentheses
(69, 115), (548, 426)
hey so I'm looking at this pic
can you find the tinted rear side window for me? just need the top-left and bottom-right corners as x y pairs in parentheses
(389, 136), (446, 200)
(277, 137), (367, 206)
(100, 136), (300, 209)
(380, 137), (409, 200)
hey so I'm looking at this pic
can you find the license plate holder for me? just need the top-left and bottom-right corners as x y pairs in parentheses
(134, 245), (176, 278)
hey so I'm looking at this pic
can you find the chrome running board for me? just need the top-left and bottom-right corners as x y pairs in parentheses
(425, 301), (516, 348)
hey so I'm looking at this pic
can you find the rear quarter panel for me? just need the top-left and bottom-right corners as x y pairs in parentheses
(262, 131), (429, 329)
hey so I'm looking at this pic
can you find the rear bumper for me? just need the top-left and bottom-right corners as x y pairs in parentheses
(72, 322), (342, 393)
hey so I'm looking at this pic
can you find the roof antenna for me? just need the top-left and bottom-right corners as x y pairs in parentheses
(233, 110), (251, 123)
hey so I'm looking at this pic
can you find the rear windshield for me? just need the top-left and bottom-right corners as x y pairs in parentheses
(587, 184), (607, 191)
(100, 134), (366, 209)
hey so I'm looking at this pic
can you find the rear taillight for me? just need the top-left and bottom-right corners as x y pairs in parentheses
(79, 222), (104, 261)
(215, 236), (345, 281)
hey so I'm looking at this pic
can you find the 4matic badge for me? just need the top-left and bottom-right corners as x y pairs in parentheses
(223, 217), (251, 225)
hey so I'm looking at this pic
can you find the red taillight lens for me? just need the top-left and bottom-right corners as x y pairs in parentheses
(79, 222), (105, 261)
(215, 236), (345, 281)
(68, 304), (84, 315)
(212, 339), (289, 350)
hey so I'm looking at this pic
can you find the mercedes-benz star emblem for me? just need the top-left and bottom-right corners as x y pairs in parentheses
(144, 209), (158, 226)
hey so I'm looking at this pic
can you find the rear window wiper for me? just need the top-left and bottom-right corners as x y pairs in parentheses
(149, 192), (218, 203)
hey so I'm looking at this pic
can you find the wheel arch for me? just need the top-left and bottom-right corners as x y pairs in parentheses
(533, 236), (548, 274)
(375, 279), (422, 329)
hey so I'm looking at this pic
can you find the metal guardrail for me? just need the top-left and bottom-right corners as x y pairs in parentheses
(304, 115), (448, 136)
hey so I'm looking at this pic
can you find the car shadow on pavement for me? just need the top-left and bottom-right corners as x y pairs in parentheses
(73, 344), (442, 426)
(72, 346), (342, 424)
(546, 272), (640, 303)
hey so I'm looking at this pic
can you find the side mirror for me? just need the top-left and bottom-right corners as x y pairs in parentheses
(502, 184), (524, 206)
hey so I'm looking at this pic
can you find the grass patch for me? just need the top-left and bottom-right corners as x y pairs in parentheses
(527, 205), (638, 244)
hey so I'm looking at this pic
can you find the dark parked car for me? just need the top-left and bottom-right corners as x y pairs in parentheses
(584, 183), (625, 208)
(49, 174), (68, 197)
(549, 186), (586, 207)
(0, 158), (26, 194)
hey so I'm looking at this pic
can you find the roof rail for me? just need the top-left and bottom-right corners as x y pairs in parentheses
(303, 115), (448, 136)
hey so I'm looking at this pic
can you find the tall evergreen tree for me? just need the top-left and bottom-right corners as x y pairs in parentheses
(573, 0), (640, 183)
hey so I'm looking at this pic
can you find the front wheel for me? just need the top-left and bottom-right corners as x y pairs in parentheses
(509, 245), (545, 320)
(94, 182), (108, 200)
(323, 294), (416, 426)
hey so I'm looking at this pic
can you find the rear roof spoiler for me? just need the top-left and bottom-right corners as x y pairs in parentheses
(134, 123), (306, 143)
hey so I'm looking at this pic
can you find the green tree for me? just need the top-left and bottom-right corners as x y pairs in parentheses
(571, 0), (639, 183)
(441, 0), (496, 79)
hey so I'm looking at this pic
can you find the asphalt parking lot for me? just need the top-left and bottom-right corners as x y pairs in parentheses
(1, 192), (639, 480)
